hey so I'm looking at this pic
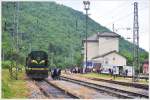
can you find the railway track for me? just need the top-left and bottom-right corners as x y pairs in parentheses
(60, 76), (149, 99)
(85, 77), (149, 90)
(34, 80), (79, 99)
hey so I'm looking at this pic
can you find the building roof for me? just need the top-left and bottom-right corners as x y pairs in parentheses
(97, 32), (120, 37)
(92, 50), (126, 59)
(83, 32), (120, 42)
(83, 34), (99, 42)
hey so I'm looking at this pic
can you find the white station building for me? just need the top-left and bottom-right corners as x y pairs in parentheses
(83, 32), (133, 75)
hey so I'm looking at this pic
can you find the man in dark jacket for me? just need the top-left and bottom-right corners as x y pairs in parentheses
(125, 69), (128, 77)
(109, 68), (112, 76)
(52, 68), (57, 80)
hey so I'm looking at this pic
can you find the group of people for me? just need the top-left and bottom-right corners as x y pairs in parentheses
(49, 66), (129, 80)
(108, 68), (116, 79)
(70, 67), (83, 74)
(50, 68), (61, 80)
(108, 68), (128, 78)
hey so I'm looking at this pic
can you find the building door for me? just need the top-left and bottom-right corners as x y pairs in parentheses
(118, 66), (123, 75)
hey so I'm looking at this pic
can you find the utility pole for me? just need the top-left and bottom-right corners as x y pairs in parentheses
(83, 0), (90, 73)
(16, 2), (19, 80)
(16, 2), (19, 53)
(9, 3), (16, 79)
(112, 24), (115, 32)
(13, 2), (19, 52)
(9, 2), (19, 80)
(13, 3), (16, 50)
(133, 2), (139, 82)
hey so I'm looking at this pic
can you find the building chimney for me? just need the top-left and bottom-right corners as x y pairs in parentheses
(97, 32), (100, 36)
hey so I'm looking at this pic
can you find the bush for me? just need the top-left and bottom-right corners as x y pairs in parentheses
(2, 80), (12, 98)
(2, 61), (11, 69)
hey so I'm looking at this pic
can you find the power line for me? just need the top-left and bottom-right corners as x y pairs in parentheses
(105, 12), (133, 26)
(110, 3), (132, 18)
(97, 1), (131, 20)
(105, 6), (148, 26)
(106, 1), (129, 14)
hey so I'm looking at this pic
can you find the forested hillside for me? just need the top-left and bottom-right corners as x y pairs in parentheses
(2, 2), (148, 68)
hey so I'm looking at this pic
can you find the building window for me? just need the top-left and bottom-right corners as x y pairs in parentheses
(113, 57), (115, 61)
(105, 61), (108, 64)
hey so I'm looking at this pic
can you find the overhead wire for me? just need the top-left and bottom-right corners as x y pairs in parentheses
(105, 6), (148, 27)
(97, 1), (131, 20)
(92, 2), (132, 29)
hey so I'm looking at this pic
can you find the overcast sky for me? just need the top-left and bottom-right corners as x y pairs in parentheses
(51, 0), (149, 52)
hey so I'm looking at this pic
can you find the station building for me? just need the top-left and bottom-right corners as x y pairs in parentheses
(83, 32), (130, 75)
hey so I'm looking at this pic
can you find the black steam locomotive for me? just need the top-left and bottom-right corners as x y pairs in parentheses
(25, 51), (48, 79)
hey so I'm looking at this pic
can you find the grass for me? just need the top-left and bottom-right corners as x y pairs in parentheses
(80, 73), (149, 85)
(2, 69), (29, 98)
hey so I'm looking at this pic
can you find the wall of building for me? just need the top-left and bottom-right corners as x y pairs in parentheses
(103, 52), (126, 66)
(98, 37), (119, 56)
(84, 42), (99, 61)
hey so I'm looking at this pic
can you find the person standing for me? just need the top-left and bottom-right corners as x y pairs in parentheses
(125, 69), (128, 77)
(109, 68), (111, 76)
(113, 66), (116, 79)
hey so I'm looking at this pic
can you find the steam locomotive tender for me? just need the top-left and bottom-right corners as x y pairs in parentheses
(25, 51), (48, 79)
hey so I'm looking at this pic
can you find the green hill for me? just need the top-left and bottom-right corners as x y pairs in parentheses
(2, 2), (148, 68)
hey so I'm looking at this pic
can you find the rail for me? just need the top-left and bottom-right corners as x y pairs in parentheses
(60, 76), (149, 99)
(34, 80), (79, 99)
